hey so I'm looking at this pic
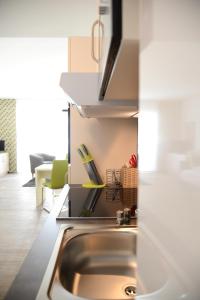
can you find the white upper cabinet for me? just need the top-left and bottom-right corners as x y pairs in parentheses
(0, 0), (97, 37)
(60, 0), (139, 117)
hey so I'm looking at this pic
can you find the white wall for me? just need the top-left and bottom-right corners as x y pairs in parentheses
(70, 106), (137, 184)
(16, 99), (68, 175)
(0, 38), (68, 100)
(0, 0), (97, 37)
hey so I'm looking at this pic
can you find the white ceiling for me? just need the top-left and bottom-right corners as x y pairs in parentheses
(0, 38), (70, 101)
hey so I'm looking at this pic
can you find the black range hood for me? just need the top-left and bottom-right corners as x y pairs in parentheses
(99, 0), (122, 100)
(98, 0), (139, 101)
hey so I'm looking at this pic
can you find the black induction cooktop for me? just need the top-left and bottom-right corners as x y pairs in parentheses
(57, 185), (137, 219)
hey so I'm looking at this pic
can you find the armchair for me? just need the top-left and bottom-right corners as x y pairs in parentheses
(30, 153), (55, 177)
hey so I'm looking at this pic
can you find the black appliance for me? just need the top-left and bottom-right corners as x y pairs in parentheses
(99, 0), (122, 100)
(57, 185), (137, 219)
(98, 0), (138, 102)
(0, 140), (5, 151)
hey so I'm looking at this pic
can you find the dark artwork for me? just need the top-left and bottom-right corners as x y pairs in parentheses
(0, 140), (5, 151)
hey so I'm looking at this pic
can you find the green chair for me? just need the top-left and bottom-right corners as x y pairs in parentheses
(42, 160), (68, 211)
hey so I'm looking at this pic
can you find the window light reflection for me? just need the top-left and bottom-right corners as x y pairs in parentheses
(139, 112), (158, 172)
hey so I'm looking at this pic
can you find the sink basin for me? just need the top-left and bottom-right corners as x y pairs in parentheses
(36, 225), (137, 300)
(59, 231), (136, 299)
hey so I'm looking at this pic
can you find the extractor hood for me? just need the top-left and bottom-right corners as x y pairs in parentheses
(60, 73), (138, 118)
(59, 0), (139, 118)
(99, 0), (139, 101)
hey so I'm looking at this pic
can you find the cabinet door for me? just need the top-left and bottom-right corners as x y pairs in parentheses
(68, 37), (99, 73)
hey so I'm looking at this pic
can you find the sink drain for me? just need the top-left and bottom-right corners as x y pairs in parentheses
(124, 285), (136, 297)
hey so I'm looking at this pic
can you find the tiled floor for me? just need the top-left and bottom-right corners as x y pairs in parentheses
(0, 173), (48, 300)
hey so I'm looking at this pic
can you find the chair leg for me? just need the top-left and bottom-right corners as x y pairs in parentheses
(42, 187), (51, 213)
(43, 206), (51, 213)
(42, 186), (44, 205)
(52, 190), (55, 203)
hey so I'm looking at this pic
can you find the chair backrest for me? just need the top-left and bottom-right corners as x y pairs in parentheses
(30, 154), (43, 174)
(50, 160), (68, 189)
(39, 153), (55, 162)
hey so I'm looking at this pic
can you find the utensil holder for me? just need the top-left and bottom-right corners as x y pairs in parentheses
(120, 167), (138, 188)
(106, 169), (121, 187)
(121, 188), (137, 206)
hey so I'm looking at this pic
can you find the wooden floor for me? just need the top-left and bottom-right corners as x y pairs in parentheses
(0, 174), (48, 300)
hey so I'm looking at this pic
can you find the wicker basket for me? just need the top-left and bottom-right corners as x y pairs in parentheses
(120, 167), (138, 188)
(106, 169), (121, 186)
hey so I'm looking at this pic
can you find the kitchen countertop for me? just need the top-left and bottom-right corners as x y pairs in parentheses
(5, 185), (137, 300)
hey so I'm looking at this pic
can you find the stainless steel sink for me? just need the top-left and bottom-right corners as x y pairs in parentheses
(59, 230), (136, 299)
(36, 225), (137, 300)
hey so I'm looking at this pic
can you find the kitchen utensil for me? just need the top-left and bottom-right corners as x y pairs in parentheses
(77, 145), (103, 186)
(129, 153), (137, 168)
(80, 188), (102, 216)
(78, 147), (99, 184)
(80, 144), (103, 185)
(77, 148), (85, 161)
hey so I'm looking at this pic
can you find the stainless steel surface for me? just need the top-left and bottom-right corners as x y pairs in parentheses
(36, 225), (137, 300)
(124, 285), (136, 297)
(116, 210), (124, 225)
(59, 73), (138, 118)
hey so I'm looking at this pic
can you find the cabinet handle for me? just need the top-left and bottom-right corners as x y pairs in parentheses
(91, 20), (104, 63)
(99, 20), (104, 62)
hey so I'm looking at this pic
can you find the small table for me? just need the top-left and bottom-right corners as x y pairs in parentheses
(35, 164), (52, 207)
(0, 152), (9, 176)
